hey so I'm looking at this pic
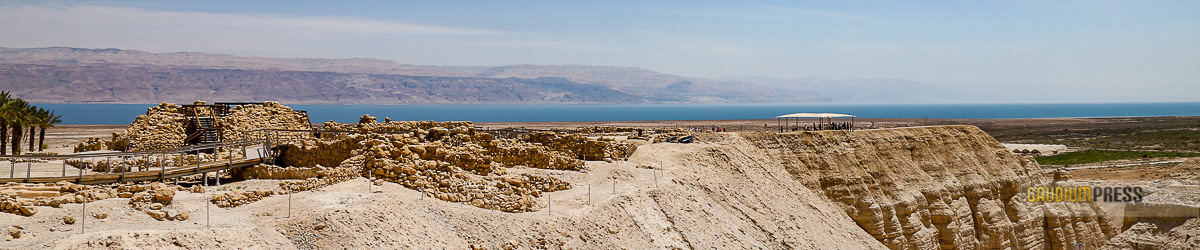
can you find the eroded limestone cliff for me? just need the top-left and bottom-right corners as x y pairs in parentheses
(742, 125), (1118, 249)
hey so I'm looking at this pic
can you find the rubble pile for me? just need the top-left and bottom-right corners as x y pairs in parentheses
(72, 137), (114, 152)
(0, 182), (195, 221)
(278, 166), (362, 192)
(651, 131), (695, 143)
(210, 190), (277, 208)
(347, 133), (558, 212)
(112, 103), (188, 151)
(118, 183), (175, 210)
(220, 101), (312, 142)
(0, 193), (38, 216)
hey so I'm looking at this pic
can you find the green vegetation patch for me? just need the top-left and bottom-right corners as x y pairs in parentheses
(1035, 150), (1200, 166)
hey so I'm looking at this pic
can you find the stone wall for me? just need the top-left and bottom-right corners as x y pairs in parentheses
(219, 101), (313, 142)
(232, 164), (325, 180)
(277, 138), (359, 169)
(112, 103), (187, 151)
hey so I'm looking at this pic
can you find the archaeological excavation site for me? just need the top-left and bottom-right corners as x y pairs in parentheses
(0, 102), (1197, 249)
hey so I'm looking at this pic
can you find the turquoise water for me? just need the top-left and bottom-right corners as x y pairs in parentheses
(34, 102), (1200, 125)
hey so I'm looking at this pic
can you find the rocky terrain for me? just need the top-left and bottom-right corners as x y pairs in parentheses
(4, 110), (1198, 248)
(0, 47), (822, 104)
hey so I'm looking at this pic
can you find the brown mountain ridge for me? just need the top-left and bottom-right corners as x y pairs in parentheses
(0, 47), (823, 104)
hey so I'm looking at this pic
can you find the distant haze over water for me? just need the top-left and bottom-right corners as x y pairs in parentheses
(38, 102), (1200, 125)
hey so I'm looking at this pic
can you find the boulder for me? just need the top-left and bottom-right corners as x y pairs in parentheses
(147, 210), (167, 221)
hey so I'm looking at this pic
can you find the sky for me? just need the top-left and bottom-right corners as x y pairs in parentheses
(0, 0), (1197, 103)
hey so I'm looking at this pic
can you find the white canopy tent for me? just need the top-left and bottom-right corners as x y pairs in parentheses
(775, 113), (857, 132)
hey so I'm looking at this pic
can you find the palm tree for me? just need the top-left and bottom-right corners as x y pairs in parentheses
(0, 91), (11, 155)
(30, 107), (49, 152)
(6, 99), (29, 155)
(38, 110), (61, 151)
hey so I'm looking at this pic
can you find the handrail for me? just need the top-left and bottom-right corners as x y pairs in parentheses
(1, 126), (452, 160)
(0, 139), (266, 159)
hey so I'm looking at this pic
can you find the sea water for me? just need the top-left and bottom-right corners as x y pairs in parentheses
(34, 102), (1200, 125)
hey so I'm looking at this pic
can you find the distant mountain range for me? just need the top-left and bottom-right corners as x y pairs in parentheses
(0, 47), (826, 104)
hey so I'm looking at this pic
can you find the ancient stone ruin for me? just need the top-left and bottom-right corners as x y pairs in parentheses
(68, 102), (638, 213)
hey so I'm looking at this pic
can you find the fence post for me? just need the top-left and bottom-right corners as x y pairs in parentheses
(119, 157), (126, 182)
(81, 200), (86, 233)
(62, 158), (67, 177)
(159, 154), (165, 181)
(26, 162), (32, 182)
(9, 162), (13, 178)
(78, 160), (84, 184)
(655, 162), (660, 188)
(206, 197), (211, 228)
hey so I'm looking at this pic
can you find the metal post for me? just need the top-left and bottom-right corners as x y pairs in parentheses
(9, 162), (13, 178)
(78, 160), (84, 184)
(588, 184), (591, 206)
(655, 161), (660, 188)
(81, 200), (86, 233)
(26, 162), (31, 181)
(288, 187), (292, 218)
(547, 193), (550, 215)
(62, 159), (67, 177)
(206, 198), (210, 228)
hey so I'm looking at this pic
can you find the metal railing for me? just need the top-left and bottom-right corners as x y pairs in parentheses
(0, 139), (270, 184)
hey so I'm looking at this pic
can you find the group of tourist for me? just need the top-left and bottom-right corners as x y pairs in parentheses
(790, 122), (853, 132)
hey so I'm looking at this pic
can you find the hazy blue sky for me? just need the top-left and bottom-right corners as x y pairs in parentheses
(1, 0), (1197, 103)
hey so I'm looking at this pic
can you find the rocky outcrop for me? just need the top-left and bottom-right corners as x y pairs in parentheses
(742, 126), (1118, 249)
(1103, 218), (1200, 249)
